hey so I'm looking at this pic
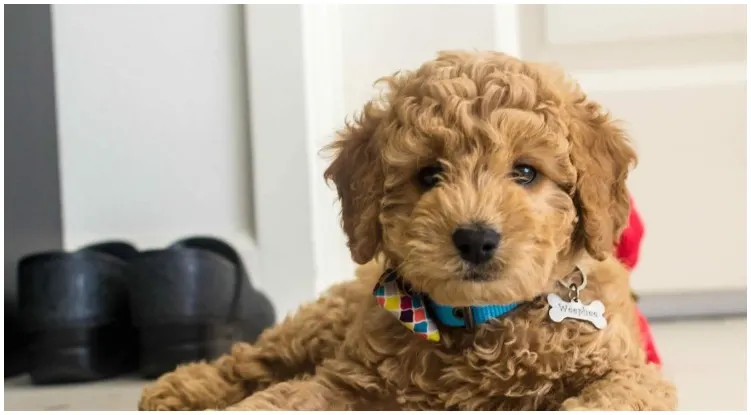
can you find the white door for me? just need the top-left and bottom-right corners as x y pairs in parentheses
(517, 5), (747, 297)
(521, 5), (746, 293)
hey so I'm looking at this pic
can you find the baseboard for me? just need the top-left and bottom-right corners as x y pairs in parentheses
(638, 289), (747, 321)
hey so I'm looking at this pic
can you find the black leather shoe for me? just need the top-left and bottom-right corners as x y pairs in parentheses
(17, 241), (139, 384)
(128, 236), (275, 379)
(5, 301), (29, 378)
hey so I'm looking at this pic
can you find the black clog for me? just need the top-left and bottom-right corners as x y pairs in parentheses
(127, 236), (276, 379)
(5, 301), (29, 378)
(17, 241), (139, 384)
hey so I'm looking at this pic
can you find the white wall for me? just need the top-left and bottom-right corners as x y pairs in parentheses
(52, 6), (262, 292)
(340, 5), (497, 115)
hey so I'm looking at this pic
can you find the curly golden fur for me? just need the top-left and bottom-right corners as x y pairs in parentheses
(139, 51), (676, 411)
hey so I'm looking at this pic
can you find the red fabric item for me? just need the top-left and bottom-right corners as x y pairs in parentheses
(614, 197), (662, 367)
(635, 306), (662, 366)
(615, 197), (645, 271)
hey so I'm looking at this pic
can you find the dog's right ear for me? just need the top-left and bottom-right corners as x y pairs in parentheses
(568, 99), (637, 261)
(324, 102), (385, 264)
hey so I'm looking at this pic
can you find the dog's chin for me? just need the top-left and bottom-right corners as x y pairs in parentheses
(461, 270), (495, 282)
(423, 265), (548, 307)
(461, 263), (502, 282)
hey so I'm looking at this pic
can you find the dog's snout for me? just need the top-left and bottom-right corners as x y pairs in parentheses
(451, 225), (500, 265)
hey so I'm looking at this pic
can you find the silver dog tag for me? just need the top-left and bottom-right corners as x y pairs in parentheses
(547, 293), (607, 330)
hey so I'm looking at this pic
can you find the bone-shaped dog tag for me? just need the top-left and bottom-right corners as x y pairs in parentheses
(547, 293), (607, 330)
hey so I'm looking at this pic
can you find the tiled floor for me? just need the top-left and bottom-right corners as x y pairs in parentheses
(5, 318), (746, 410)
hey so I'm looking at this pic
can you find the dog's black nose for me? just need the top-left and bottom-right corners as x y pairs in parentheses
(452, 226), (500, 265)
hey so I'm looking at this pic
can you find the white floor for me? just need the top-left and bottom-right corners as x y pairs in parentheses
(4, 318), (747, 411)
(651, 317), (746, 411)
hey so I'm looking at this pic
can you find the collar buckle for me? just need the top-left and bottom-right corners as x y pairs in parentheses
(463, 307), (475, 329)
(452, 307), (474, 329)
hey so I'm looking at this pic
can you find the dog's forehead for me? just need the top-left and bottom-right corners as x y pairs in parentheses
(375, 55), (578, 178)
(380, 100), (570, 169)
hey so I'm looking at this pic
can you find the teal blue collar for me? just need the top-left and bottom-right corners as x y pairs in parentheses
(428, 301), (520, 328)
(374, 270), (521, 341)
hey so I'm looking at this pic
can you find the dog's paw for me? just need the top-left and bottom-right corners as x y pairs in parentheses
(560, 398), (596, 411)
(560, 397), (647, 411)
(225, 398), (280, 411)
(138, 374), (223, 410)
(137, 357), (253, 411)
(138, 390), (193, 411)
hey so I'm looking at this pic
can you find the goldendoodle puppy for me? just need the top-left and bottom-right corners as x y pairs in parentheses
(139, 51), (677, 411)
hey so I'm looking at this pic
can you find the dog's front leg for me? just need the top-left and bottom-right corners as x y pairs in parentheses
(225, 359), (385, 411)
(224, 377), (352, 411)
(561, 363), (677, 411)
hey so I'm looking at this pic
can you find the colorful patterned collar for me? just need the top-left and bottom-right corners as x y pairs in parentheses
(373, 270), (520, 342)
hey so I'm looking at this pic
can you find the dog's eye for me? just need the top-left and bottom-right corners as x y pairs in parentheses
(417, 164), (443, 190)
(511, 164), (538, 186)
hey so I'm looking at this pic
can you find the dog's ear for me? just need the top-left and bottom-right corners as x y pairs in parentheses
(324, 102), (385, 264)
(568, 100), (637, 261)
